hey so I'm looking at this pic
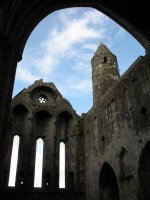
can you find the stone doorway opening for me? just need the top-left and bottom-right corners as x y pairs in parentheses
(138, 141), (150, 200)
(99, 162), (120, 200)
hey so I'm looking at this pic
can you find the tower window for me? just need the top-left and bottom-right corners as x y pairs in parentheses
(104, 56), (107, 62)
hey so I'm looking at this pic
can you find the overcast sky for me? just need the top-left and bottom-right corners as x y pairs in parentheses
(13, 7), (144, 115)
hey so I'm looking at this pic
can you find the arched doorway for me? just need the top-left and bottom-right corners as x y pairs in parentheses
(99, 162), (120, 200)
(138, 141), (150, 200)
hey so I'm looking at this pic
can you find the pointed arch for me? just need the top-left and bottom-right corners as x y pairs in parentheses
(11, 1), (149, 59)
(57, 111), (73, 139)
(8, 135), (20, 187)
(57, 110), (74, 118)
(34, 110), (52, 129)
(99, 162), (120, 200)
(11, 104), (29, 129)
(12, 103), (30, 114)
(34, 138), (44, 188)
(34, 109), (52, 117)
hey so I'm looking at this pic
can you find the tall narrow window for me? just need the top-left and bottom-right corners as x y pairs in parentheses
(8, 135), (20, 186)
(59, 142), (65, 188)
(34, 138), (44, 188)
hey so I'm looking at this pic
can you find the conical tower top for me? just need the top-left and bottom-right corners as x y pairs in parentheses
(94, 42), (113, 56)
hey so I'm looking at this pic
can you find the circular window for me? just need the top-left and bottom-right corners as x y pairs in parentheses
(38, 95), (47, 104)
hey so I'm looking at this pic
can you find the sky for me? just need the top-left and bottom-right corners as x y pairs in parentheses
(10, 7), (145, 188)
(13, 7), (144, 115)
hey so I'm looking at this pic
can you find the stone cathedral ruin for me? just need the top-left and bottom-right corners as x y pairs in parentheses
(0, 1), (150, 200)
(0, 43), (150, 200)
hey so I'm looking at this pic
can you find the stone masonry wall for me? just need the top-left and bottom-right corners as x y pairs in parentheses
(83, 54), (150, 200)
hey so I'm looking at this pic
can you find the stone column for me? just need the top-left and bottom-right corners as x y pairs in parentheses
(0, 38), (20, 187)
(42, 116), (55, 190)
(52, 116), (59, 190)
(15, 112), (33, 189)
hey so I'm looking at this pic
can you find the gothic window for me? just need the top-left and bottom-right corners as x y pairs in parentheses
(104, 56), (107, 62)
(38, 95), (47, 104)
(34, 138), (44, 188)
(8, 135), (20, 186)
(59, 142), (65, 188)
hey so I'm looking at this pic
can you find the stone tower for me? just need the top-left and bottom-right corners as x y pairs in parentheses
(91, 43), (120, 104)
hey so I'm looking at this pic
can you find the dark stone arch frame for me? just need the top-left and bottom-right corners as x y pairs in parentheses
(0, 1), (150, 197)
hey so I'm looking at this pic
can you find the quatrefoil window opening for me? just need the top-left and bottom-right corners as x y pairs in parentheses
(38, 95), (47, 104)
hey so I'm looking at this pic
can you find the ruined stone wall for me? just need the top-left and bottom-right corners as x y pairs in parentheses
(0, 81), (85, 200)
(83, 54), (150, 200)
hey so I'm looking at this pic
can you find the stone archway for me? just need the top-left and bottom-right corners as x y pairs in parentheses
(0, 0), (150, 192)
(138, 141), (150, 200)
(99, 162), (120, 200)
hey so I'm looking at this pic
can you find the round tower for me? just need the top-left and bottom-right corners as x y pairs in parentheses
(91, 43), (120, 104)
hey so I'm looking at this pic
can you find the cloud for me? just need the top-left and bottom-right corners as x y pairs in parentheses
(70, 80), (92, 92)
(35, 8), (107, 76)
(16, 64), (39, 83)
(115, 28), (126, 39)
(54, 76), (92, 99)
(59, 8), (108, 26)
(34, 55), (55, 75)
(16, 8), (109, 87)
(81, 8), (108, 25)
(15, 8), (108, 101)
(82, 43), (98, 52)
